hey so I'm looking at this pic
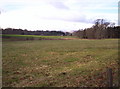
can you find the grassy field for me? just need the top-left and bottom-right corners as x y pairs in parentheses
(2, 38), (119, 87)
(2, 34), (76, 40)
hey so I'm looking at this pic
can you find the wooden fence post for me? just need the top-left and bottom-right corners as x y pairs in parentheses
(106, 68), (113, 87)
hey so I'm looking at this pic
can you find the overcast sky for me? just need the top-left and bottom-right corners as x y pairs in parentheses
(0, 0), (118, 32)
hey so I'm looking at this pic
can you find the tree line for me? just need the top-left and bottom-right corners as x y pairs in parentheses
(73, 19), (120, 39)
(2, 28), (72, 36)
(1, 19), (120, 39)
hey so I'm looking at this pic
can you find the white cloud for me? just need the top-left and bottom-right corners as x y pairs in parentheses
(0, 0), (118, 32)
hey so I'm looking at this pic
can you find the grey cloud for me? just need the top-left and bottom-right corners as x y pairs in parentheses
(43, 14), (93, 24)
(49, 1), (69, 10)
(65, 17), (93, 24)
(56, 14), (93, 24)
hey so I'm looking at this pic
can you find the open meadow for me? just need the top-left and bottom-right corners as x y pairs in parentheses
(2, 38), (119, 87)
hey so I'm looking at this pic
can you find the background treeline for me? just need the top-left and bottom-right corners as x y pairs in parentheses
(73, 19), (120, 39)
(2, 28), (72, 36)
(1, 19), (120, 39)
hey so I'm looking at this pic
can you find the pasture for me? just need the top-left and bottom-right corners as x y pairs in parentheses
(2, 34), (75, 40)
(2, 38), (119, 87)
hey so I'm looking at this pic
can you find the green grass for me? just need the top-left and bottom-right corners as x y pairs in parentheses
(2, 39), (119, 87)
(2, 34), (75, 40)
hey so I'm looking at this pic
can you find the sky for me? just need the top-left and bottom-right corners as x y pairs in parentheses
(0, 0), (119, 32)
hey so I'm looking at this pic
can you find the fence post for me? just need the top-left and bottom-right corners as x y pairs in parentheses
(106, 68), (113, 87)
